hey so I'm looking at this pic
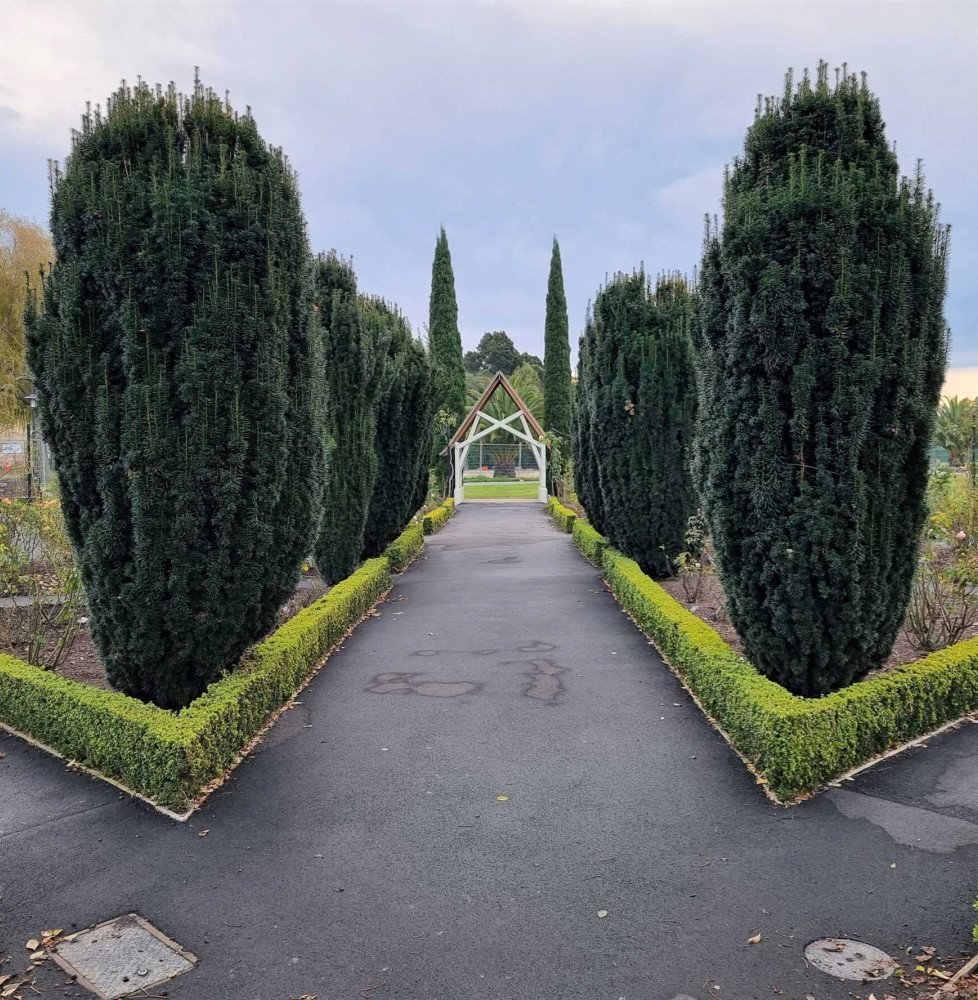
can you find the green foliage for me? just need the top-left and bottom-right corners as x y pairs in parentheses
(314, 254), (387, 584)
(574, 313), (606, 534)
(428, 227), (466, 419)
(695, 64), (949, 696)
(571, 519), (608, 565)
(577, 270), (697, 577)
(0, 506), (456, 811)
(464, 330), (522, 375)
(423, 498), (456, 535)
(547, 495), (576, 532)
(25, 78), (325, 709)
(0, 555), (393, 811)
(559, 512), (978, 801)
(384, 520), (425, 573)
(0, 497), (82, 668)
(543, 238), (572, 446)
(934, 396), (976, 467)
(361, 298), (437, 559)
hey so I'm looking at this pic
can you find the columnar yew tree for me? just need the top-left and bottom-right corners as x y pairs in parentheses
(428, 227), (466, 418)
(574, 308), (606, 534)
(361, 297), (437, 558)
(314, 253), (387, 584)
(695, 65), (949, 696)
(581, 270), (696, 577)
(543, 238), (572, 442)
(25, 80), (325, 708)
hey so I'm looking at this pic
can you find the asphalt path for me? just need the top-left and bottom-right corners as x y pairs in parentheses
(2, 501), (978, 999)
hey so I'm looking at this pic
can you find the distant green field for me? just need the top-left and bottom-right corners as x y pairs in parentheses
(463, 481), (539, 500)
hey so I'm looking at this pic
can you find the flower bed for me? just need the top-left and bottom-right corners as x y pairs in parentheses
(0, 502), (456, 814)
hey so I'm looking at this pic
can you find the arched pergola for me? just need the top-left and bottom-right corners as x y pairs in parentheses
(442, 372), (547, 505)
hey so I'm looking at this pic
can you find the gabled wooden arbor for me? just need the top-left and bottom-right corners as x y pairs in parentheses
(442, 372), (548, 504)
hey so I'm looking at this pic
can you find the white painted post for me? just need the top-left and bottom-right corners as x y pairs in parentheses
(453, 442), (464, 505)
(537, 443), (548, 503)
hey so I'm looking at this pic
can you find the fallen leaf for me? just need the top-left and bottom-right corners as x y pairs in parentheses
(747, 933), (762, 944)
(30, 950), (44, 960)
(25, 939), (38, 950)
(597, 909), (608, 918)
(496, 795), (508, 802)
(197, 829), (209, 838)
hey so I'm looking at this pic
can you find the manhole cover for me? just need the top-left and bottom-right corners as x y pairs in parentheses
(804, 938), (897, 982)
(49, 913), (196, 999)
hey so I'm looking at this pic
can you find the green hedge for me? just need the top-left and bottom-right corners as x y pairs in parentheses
(572, 519), (608, 565)
(550, 503), (978, 801)
(423, 498), (456, 535)
(547, 496), (577, 533)
(0, 506), (456, 812)
(384, 520), (424, 572)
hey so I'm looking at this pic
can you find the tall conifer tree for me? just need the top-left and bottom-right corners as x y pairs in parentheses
(543, 238), (572, 441)
(428, 227), (466, 417)
(361, 297), (437, 558)
(581, 270), (696, 576)
(314, 253), (387, 584)
(25, 79), (325, 708)
(695, 65), (949, 695)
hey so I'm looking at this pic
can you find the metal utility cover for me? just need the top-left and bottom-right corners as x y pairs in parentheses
(804, 937), (896, 981)
(50, 913), (196, 999)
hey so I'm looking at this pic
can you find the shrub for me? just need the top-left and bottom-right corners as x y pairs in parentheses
(361, 300), (437, 559)
(423, 499), (456, 535)
(0, 556), (392, 811)
(314, 254), (387, 584)
(384, 521), (425, 573)
(0, 498), (82, 669)
(581, 271), (696, 577)
(694, 64), (949, 696)
(547, 496), (576, 533)
(567, 523), (978, 801)
(25, 78), (325, 709)
(571, 519), (608, 564)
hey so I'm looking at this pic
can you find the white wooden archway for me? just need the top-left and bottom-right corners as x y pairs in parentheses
(443, 372), (548, 505)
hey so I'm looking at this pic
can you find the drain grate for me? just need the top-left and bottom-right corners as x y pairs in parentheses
(804, 938), (896, 982)
(49, 913), (196, 999)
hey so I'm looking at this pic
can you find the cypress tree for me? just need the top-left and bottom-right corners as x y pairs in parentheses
(695, 64), (949, 696)
(314, 253), (387, 584)
(428, 227), (466, 418)
(584, 270), (696, 577)
(361, 297), (437, 558)
(543, 238), (572, 441)
(25, 79), (326, 708)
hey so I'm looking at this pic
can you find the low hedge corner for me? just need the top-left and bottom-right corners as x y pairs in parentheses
(0, 500), (460, 814)
(547, 502), (978, 802)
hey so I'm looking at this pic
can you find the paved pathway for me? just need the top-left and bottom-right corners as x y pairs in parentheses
(3, 502), (978, 999)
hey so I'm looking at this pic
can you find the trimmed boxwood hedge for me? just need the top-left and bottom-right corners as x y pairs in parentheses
(0, 508), (455, 813)
(548, 504), (978, 802)
(423, 498), (455, 535)
(384, 520), (425, 573)
(572, 519), (608, 565)
(547, 496), (577, 533)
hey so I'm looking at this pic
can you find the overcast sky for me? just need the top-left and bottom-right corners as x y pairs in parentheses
(2, 0), (976, 369)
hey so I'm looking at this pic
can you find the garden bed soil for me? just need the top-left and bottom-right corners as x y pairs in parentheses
(657, 572), (976, 674)
(0, 569), (329, 694)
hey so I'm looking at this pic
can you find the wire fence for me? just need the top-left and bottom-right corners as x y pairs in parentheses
(462, 442), (541, 481)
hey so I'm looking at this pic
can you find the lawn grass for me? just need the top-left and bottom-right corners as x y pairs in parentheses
(463, 481), (538, 500)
